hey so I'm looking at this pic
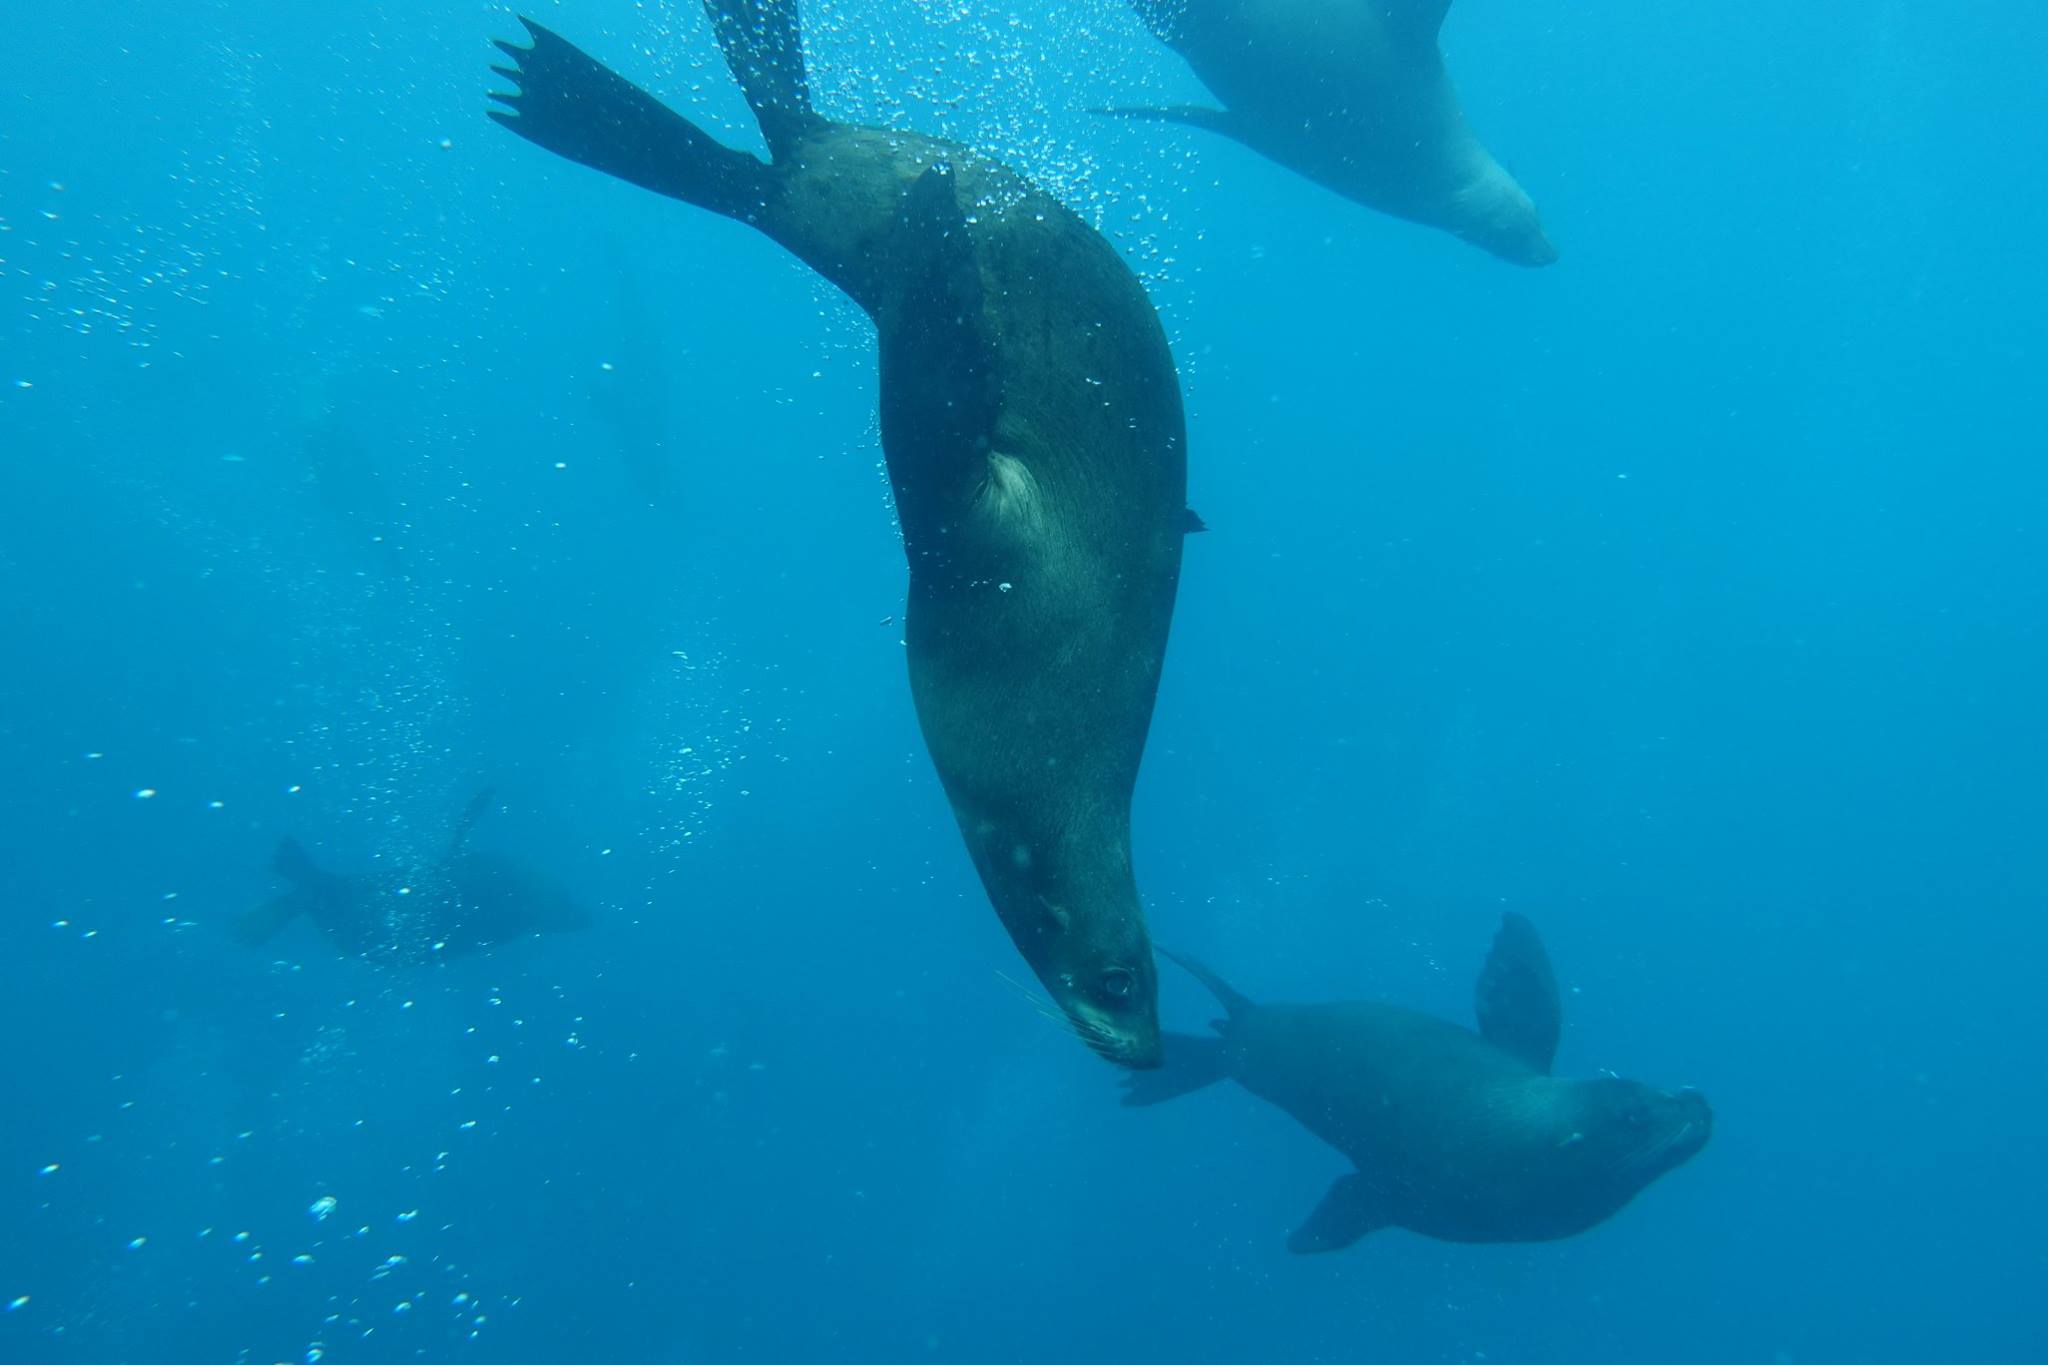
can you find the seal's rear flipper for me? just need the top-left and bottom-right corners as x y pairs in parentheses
(1118, 1032), (1228, 1106)
(272, 837), (324, 886)
(231, 894), (303, 946)
(1475, 911), (1562, 1074)
(1287, 1173), (1388, 1254)
(701, 0), (823, 160)
(489, 19), (767, 219)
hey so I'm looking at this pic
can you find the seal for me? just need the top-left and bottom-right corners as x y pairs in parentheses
(1111, 0), (1557, 266)
(488, 1), (1196, 1066)
(1123, 915), (1711, 1247)
(234, 791), (593, 960)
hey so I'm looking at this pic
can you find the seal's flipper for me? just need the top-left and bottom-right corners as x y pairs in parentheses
(1385, 0), (1455, 46)
(1118, 1032), (1229, 1106)
(1287, 1173), (1388, 1254)
(701, 0), (823, 160)
(489, 19), (767, 219)
(1181, 507), (1207, 534)
(272, 837), (325, 887)
(1125, 0), (1188, 45)
(1475, 912), (1562, 1074)
(232, 894), (304, 946)
(1093, 104), (1242, 146)
(445, 789), (496, 860)
(876, 164), (1001, 514)
(1157, 947), (1256, 1022)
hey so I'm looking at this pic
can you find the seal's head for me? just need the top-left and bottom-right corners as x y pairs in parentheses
(1561, 1077), (1713, 1200)
(1027, 903), (1161, 1069)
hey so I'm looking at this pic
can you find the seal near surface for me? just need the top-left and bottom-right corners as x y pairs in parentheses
(488, 1), (1196, 1066)
(1113, 0), (1557, 266)
(1124, 915), (1711, 1247)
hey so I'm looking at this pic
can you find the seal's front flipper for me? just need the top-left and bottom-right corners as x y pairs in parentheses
(1475, 911), (1562, 1074)
(877, 164), (1000, 516)
(1157, 946), (1255, 1021)
(1118, 1032), (1228, 1106)
(1093, 104), (1243, 146)
(1287, 1173), (1388, 1254)
(1181, 507), (1207, 534)
(1126, 1), (1189, 45)
(1384, 0), (1454, 46)
(488, 18), (766, 219)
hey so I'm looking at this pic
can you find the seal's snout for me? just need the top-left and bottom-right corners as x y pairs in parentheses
(1660, 1087), (1714, 1162)
(1674, 1087), (1713, 1135)
(1488, 212), (1558, 267)
(1116, 1028), (1164, 1071)
(1068, 1007), (1162, 1070)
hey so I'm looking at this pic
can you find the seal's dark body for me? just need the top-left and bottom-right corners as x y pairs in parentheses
(1127, 916), (1713, 1247)
(490, 2), (1186, 1064)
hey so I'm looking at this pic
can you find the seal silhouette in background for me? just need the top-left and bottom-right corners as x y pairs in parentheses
(235, 791), (592, 960)
(1111, 0), (1557, 265)
(489, 0), (1200, 1066)
(1124, 915), (1711, 1247)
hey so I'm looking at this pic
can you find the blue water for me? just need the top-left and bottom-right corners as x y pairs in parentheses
(4, 2), (2043, 1361)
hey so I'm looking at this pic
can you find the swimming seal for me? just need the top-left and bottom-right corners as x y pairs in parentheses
(1112, 0), (1558, 265)
(488, 1), (1195, 1066)
(235, 791), (592, 959)
(1124, 915), (1711, 1247)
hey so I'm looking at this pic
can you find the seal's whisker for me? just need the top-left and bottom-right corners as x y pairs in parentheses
(993, 969), (1052, 1011)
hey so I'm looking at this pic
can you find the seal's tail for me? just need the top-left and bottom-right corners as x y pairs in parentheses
(488, 17), (770, 219)
(1118, 1032), (1229, 1106)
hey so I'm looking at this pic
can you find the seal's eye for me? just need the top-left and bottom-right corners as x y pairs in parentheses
(1100, 967), (1135, 1000)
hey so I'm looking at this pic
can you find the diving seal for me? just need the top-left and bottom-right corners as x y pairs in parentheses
(489, 1), (1193, 1066)
(1114, 0), (1557, 265)
(1124, 915), (1711, 1247)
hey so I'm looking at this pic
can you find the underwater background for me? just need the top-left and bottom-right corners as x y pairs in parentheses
(3, 1), (2043, 1361)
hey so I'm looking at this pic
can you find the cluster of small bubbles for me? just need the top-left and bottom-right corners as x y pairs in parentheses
(298, 1022), (355, 1077)
(648, 648), (738, 850)
(635, 640), (792, 860)
(6, 41), (273, 381)
(278, 560), (468, 966)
